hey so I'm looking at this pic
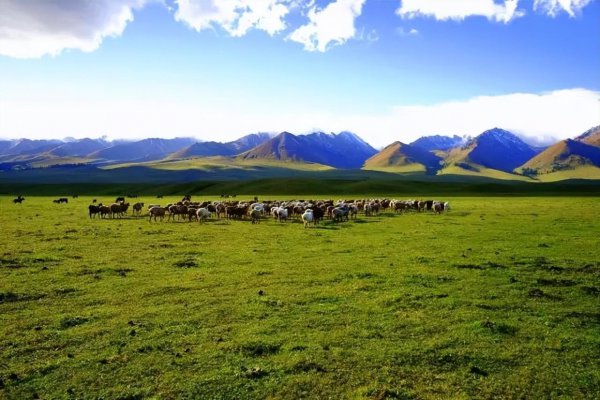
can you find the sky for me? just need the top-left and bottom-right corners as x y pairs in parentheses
(0, 0), (599, 148)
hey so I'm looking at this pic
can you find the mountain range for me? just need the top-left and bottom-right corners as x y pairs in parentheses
(1, 126), (599, 181)
(238, 131), (376, 169)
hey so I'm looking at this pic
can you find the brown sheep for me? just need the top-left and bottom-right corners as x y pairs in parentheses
(149, 206), (166, 222)
(132, 202), (144, 216)
(99, 205), (111, 218)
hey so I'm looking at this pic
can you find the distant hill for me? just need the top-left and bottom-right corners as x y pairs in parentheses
(517, 139), (600, 175)
(443, 128), (540, 173)
(47, 138), (111, 157)
(238, 131), (377, 169)
(575, 125), (600, 147)
(363, 141), (442, 174)
(0, 139), (63, 157)
(410, 135), (466, 151)
(1, 127), (600, 182)
(89, 138), (196, 162)
(170, 133), (272, 158)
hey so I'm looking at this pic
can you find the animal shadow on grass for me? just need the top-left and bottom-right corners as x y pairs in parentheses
(173, 258), (199, 268)
(528, 288), (562, 300)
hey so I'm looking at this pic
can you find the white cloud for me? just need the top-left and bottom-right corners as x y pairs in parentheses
(288, 0), (366, 52)
(0, 0), (149, 58)
(533, 0), (593, 17)
(174, 0), (291, 37)
(2, 88), (598, 149)
(354, 88), (600, 147)
(396, 27), (419, 36)
(396, 0), (525, 23)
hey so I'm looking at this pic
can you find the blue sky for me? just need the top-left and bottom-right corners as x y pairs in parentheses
(0, 0), (598, 147)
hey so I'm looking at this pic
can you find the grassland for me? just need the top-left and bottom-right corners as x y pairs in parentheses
(535, 165), (600, 182)
(1, 195), (599, 399)
(438, 164), (533, 182)
(104, 157), (333, 172)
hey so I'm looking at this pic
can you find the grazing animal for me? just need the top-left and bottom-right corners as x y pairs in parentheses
(149, 206), (166, 222)
(312, 207), (324, 224)
(53, 199), (60, 204)
(332, 206), (349, 222)
(196, 208), (210, 223)
(187, 207), (198, 222)
(115, 196), (125, 203)
(13, 196), (24, 204)
(99, 205), (111, 218)
(88, 205), (101, 218)
(110, 202), (129, 218)
(302, 209), (314, 228)
(92, 199), (97, 204)
(425, 200), (434, 211)
(250, 209), (261, 224)
(274, 207), (288, 222)
(132, 202), (144, 216)
(58, 197), (69, 204)
(433, 202), (447, 214)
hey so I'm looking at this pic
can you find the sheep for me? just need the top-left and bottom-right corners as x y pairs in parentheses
(187, 207), (198, 222)
(250, 209), (261, 224)
(312, 207), (324, 224)
(302, 209), (314, 228)
(332, 206), (349, 222)
(109, 202), (129, 218)
(132, 202), (144, 216)
(88, 205), (101, 218)
(110, 203), (123, 218)
(149, 206), (166, 222)
(196, 207), (210, 223)
(99, 205), (111, 219)
(433, 202), (448, 214)
(274, 207), (288, 223)
(168, 204), (187, 221)
(348, 204), (358, 220)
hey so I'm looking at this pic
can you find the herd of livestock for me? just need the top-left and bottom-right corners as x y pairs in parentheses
(84, 196), (451, 227)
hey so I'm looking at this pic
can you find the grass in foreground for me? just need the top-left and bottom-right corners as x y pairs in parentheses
(0, 196), (599, 399)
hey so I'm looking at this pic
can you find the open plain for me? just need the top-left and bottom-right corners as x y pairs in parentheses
(0, 195), (598, 398)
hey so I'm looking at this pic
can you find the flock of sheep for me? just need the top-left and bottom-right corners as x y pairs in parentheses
(86, 196), (451, 227)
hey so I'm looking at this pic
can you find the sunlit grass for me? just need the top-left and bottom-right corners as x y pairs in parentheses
(0, 196), (598, 398)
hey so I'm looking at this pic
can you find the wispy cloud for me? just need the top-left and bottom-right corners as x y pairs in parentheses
(0, 0), (149, 58)
(0, 0), (596, 58)
(533, 0), (593, 17)
(288, 0), (366, 52)
(396, 27), (419, 36)
(174, 0), (291, 37)
(396, 0), (525, 24)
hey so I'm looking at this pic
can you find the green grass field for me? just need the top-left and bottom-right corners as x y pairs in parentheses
(1, 195), (599, 399)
